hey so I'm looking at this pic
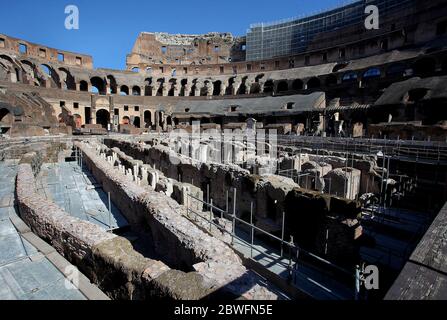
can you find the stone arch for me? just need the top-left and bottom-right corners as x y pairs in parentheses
(20, 60), (37, 83)
(0, 108), (13, 125)
(168, 79), (177, 96)
(96, 109), (110, 128)
(120, 85), (129, 96)
(213, 80), (222, 96)
(307, 77), (321, 89)
(156, 78), (165, 96)
(237, 78), (248, 95)
(107, 75), (118, 94)
(190, 79), (198, 96)
(179, 79), (188, 96)
(133, 116), (141, 128)
(91, 76), (106, 95)
(144, 78), (153, 96)
(263, 80), (274, 94)
(200, 81), (210, 96)
(132, 86), (141, 96)
(58, 68), (76, 90)
(225, 77), (236, 95)
(80, 80), (88, 92)
(276, 81), (288, 93)
(144, 110), (152, 128)
(40, 64), (60, 88)
(250, 82), (261, 94)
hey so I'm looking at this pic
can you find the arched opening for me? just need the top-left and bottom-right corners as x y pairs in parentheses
(263, 80), (274, 94)
(132, 86), (141, 96)
(200, 81), (210, 96)
(132, 67), (140, 73)
(58, 68), (76, 90)
(213, 80), (222, 96)
(342, 72), (358, 83)
(107, 75), (118, 94)
(307, 77), (321, 89)
(156, 79), (165, 96)
(237, 82), (247, 95)
(96, 109), (110, 128)
(0, 108), (13, 125)
(144, 111), (152, 128)
(122, 116), (130, 125)
(40, 64), (59, 87)
(168, 79), (176, 96)
(190, 80), (198, 97)
(363, 68), (381, 79)
(146, 67), (153, 76)
(413, 58), (436, 77)
(73, 114), (82, 129)
(166, 116), (172, 126)
(144, 78), (153, 96)
(325, 75), (337, 87)
(40, 64), (51, 76)
(120, 85), (129, 96)
(80, 80), (88, 92)
(292, 79), (304, 90)
(133, 116), (141, 128)
(225, 77), (236, 95)
(20, 60), (36, 84)
(276, 81), (288, 93)
(91, 77), (106, 95)
(179, 79), (188, 96)
(250, 83), (261, 94)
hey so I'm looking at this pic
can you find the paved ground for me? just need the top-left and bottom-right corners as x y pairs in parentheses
(36, 161), (128, 231)
(232, 227), (356, 300)
(0, 162), (86, 300)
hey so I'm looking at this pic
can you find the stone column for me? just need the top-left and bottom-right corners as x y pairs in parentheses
(220, 84), (226, 96)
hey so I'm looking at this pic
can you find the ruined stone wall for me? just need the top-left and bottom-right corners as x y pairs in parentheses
(104, 138), (363, 266)
(0, 138), (71, 162)
(14, 160), (224, 300)
(0, 33), (93, 69)
(127, 32), (245, 67)
(77, 140), (280, 299)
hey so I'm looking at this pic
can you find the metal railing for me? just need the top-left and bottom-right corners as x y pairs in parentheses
(185, 189), (362, 300)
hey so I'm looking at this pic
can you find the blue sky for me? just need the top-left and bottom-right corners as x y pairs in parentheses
(0, 0), (347, 70)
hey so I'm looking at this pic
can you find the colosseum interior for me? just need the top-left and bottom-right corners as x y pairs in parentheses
(1, 0), (447, 302)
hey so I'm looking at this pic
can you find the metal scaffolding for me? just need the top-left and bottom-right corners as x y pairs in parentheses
(246, 0), (416, 61)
